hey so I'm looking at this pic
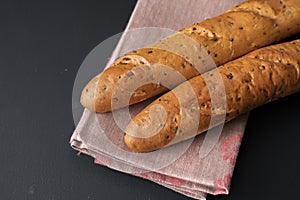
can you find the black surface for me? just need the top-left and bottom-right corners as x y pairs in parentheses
(1, 0), (299, 200)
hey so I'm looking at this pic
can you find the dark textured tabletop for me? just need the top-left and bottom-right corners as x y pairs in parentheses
(1, 0), (299, 199)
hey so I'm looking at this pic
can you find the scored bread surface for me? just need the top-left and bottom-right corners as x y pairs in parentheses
(124, 39), (300, 152)
(81, 0), (300, 112)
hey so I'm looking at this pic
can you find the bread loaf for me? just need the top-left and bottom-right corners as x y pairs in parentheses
(124, 39), (300, 152)
(81, 0), (300, 112)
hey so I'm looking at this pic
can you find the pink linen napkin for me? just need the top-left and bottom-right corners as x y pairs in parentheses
(70, 0), (248, 199)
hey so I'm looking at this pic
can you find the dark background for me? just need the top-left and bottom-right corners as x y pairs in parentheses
(1, 0), (299, 199)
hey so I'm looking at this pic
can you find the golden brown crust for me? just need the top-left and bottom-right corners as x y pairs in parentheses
(81, 0), (300, 112)
(124, 39), (300, 152)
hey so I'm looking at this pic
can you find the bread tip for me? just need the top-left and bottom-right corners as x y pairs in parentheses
(124, 133), (141, 152)
(80, 75), (99, 112)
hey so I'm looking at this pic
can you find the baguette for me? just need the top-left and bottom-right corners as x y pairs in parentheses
(124, 39), (300, 152)
(81, 0), (300, 112)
